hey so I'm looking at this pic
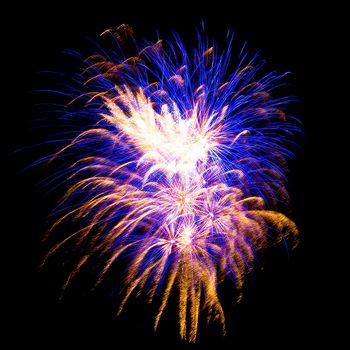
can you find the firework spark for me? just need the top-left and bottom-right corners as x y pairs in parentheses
(42, 24), (300, 342)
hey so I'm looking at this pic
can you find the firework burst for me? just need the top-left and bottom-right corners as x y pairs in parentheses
(42, 24), (300, 342)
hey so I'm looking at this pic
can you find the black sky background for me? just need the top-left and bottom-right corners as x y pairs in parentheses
(5, 2), (338, 349)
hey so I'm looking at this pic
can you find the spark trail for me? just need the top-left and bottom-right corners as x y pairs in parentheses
(42, 24), (300, 342)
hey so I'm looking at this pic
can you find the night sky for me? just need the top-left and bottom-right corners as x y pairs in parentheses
(5, 2), (337, 348)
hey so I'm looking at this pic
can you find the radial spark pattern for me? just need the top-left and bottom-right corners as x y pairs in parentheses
(43, 24), (299, 342)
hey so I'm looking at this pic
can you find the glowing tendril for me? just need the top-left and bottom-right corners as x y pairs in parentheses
(42, 24), (300, 342)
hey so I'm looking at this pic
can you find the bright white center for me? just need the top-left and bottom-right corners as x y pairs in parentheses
(177, 226), (193, 248)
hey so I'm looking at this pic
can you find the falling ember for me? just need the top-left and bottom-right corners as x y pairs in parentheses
(41, 24), (300, 342)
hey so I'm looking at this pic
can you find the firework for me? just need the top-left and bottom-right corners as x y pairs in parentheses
(42, 24), (300, 342)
